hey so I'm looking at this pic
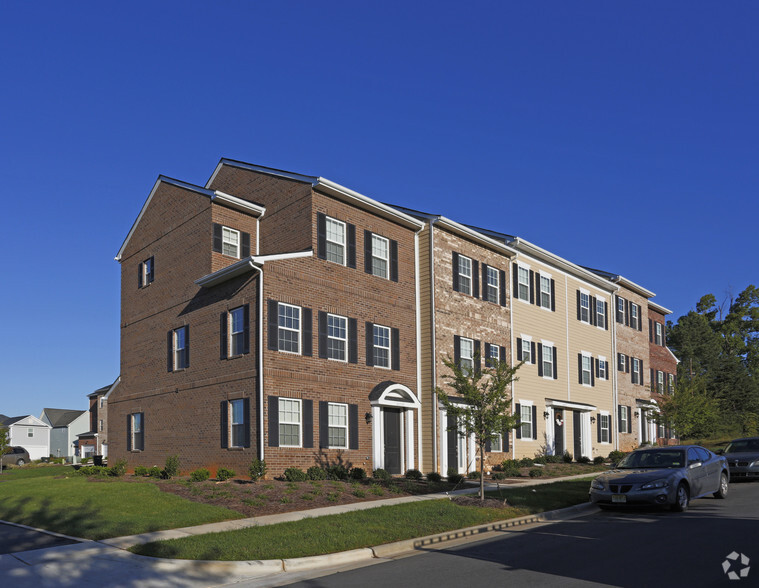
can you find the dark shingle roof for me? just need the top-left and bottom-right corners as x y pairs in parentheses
(43, 409), (87, 428)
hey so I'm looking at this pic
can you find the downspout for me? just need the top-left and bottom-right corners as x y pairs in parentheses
(248, 261), (265, 461)
(611, 292), (619, 451)
(429, 217), (439, 472)
(508, 255), (516, 460)
(414, 227), (424, 471)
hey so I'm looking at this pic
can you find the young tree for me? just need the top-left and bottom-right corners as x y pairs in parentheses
(0, 425), (9, 474)
(437, 353), (522, 501)
(657, 377), (721, 439)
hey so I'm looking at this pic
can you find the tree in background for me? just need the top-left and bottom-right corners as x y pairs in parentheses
(657, 377), (721, 439)
(0, 426), (8, 474)
(437, 353), (522, 501)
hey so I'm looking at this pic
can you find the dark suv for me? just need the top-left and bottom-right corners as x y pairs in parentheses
(1, 446), (30, 466)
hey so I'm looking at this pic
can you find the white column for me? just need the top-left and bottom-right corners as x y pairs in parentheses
(406, 410), (415, 470)
(372, 406), (382, 469)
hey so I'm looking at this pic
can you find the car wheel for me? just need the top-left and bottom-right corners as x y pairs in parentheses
(713, 472), (729, 499)
(16, 458), (25, 466)
(672, 483), (689, 512)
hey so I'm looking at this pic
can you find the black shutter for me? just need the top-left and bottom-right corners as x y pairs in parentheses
(148, 257), (154, 283)
(512, 264), (519, 297)
(167, 330), (173, 372)
(550, 279), (556, 312)
(303, 400), (313, 448)
(473, 261), (480, 298)
(213, 223), (223, 253)
(241, 232), (251, 257)
(649, 319), (653, 342)
(243, 397), (251, 448)
(390, 239), (398, 282)
(597, 415), (602, 442)
(318, 311), (328, 359)
(391, 328), (400, 371)
(640, 360), (644, 385)
(452, 252), (460, 292)
(319, 401), (329, 448)
(481, 263), (489, 301)
(474, 340), (481, 374)
(516, 338), (523, 361)
(485, 439), (491, 452)
(608, 411), (613, 441)
(590, 297), (597, 326)
(530, 341), (536, 364)
(220, 312), (228, 360)
(625, 300), (630, 326)
(366, 322), (374, 366)
(499, 270), (507, 306)
(302, 308), (313, 357)
(317, 213), (326, 259)
(267, 300), (279, 350)
(347, 224), (356, 268)
(529, 270), (535, 304)
(126, 414), (132, 451)
(627, 406), (633, 433)
(515, 403), (522, 439)
(576, 290), (582, 321)
(537, 345), (543, 377)
(138, 262), (143, 288)
(618, 406), (623, 433)
(638, 309), (643, 332)
(220, 401), (228, 449)
(503, 429), (510, 451)
(534, 272), (540, 305)
(591, 358), (595, 387)
(604, 302), (609, 330)
(268, 396), (279, 447)
(484, 342), (492, 366)
(243, 304), (250, 354)
(553, 347), (558, 379)
(348, 318), (358, 364)
(532, 406), (538, 439)
(500, 346), (506, 362)
(364, 230), (373, 274)
(454, 335), (461, 365)
(349, 404), (359, 450)
(578, 354), (583, 385)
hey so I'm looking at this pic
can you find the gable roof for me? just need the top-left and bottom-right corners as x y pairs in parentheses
(41, 409), (87, 428)
(88, 377), (120, 399)
(1, 415), (49, 428)
(582, 267), (655, 298)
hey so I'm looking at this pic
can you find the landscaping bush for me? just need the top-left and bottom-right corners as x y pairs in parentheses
(491, 472), (507, 480)
(148, 466), (162, 478)
(76, 465), (108, 477)
(190, 468), (210, 482)
(248, 459), (267, 482)
(533, 454), (548, 465)
(216, 467), (236, 481)
(307, 466), (328, 480)
(501, 459), (521, 476)
(608, 450), (625, 464)
(577, 455), (591, 464)
(373, 468), (391, 481)
(108, 459), (127, 477)
(426, 472), (442, 482)
(593, 456), (605, 465)
(284, 467), (308, 482)
(562, 451), (573, 463)
(350, 467), (367, 481)
(519, 457), (535, 467)
(164, 455), (180, 479)
(546, 454), (564, 463)
(326, 464), (350, 480)
(467, 470), (480, 480)
(134, 466), (149, 477)
(448, 473), (465, 484)
(81, 457), (91, 464)
(529, 468), (544, 478)
(405, 469), (423, 480)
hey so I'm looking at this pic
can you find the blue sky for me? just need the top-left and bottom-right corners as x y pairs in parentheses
(1, 2), (756, 418)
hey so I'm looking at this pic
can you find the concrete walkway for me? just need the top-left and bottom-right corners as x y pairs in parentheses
(0, 474), (597, 587)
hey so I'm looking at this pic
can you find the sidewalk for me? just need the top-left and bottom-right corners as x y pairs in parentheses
(0, 474), (597, 587)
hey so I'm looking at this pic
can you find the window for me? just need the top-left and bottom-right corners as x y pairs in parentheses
(598, 357), (607, 380)
(521, 339), (532, 363)
(99, 397), (104, 409)
(485, 266), (499, 303)
(373, 324), (391, 368)
(616, 297), (626, 324)
(655, 322), (663, 346)
(539, 275), (551, 309)
(579, 292), (590, 323)
(618, 353), (627, 372)
(596, 299), (606, 329)
(230, 399), (246, 448)
(581, 354), (592, 385)
(27, 428), (33, 438)
(278, 303), (301, 354)
(542, 344), (554, 378)
(599, 413), (610, 443)
(657, 371), (664, 394)
(630, 303), (639, 330)
(458, 255), (472, 296)
(486, 342), (500, 367)
(668, 373), (675, 394)
(139, 256), (154, 288)
(517, 266), (530, 301)
(490, 433), (503, 452)
(459, 337), (474, 375)
(222, 226), (241, 258)
(325, 217), (346, 265)
(370, 234), (389, 278)
(130, 412), (144, 451)
(99, 419), (103, 432)
(279, 398), (301, 447)
(229, 306), (246, 356)
(632, 357), (641, 384)
(520, 404), (533, 439)
(619, 406), (629, 434)
(328, 403), (348, 448)
(173, 326), (189, 370)
(327, 314), (347, 361)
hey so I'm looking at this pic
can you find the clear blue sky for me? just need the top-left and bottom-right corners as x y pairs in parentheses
(1, 2), (756, 417)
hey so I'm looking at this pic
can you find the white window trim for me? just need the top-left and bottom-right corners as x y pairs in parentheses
(598, 355), (607, 380)
(222, 226), (241, 258)
(581, 352), (592, 386)
(579, 289), (591, 324)
(617, 297), (626, 323)
(131, 413), (143, 451)
(657, 370), (665, 394)
(632, 357), (641, 384)
(173, 326), (188, 370)
(541, 340), (555, 380)
(620, 406), (629, 434)
(630, 302), (639, 329)
(325, 216), (347, 266)
(486, 265), (499, 304)
(373, 324), (391, 369)
(490, 432), (503, 452)
(229, 306), (245, 357)
(517, 264), (530, 303)
(458, 254), (473, 296)
(371, 234), (389, 279)
(229, 399), (245, 448)
(327, 402), (349, 449)
(519, 399), (534, 440)
(539, 272), (552, 309)
(596, 298), (606, 329)
(327, 313), (348, 362)
(599, 411), (611, 444)
(655, 322), (663, 345)
(278, 303), (301, 355)
(459, 336), (474, 375)
(279, 398), (302, 448)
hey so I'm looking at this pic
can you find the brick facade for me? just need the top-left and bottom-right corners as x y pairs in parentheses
(648, 303), (679, 445)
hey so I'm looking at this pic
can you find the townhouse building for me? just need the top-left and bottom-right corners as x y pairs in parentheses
(77, 378), (119, 458)
(648, 301), (679, 444)
(110, 160), (423, 476)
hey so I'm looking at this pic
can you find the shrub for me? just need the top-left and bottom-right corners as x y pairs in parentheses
(448, 473), (465, 484)
(350, 467), (367, 481)
(546, 454), (564, 463)
(405, 468), (423, 480)
(373, 468), (391, 481)
(284, 467), (308, 482)
(501, 459), (521, 476)
(248, 459), (267, 482)
(426, 472), (442, 482)
(529, 468), (544, 478)
(134, 466), (149, 477)
(108, 459), (127, 477)
(577, 455), (591, 464)
(81, 457), (91, 465)
(190, 468), (210, 482)
(608, 450), (625, 464)
(216, 467), (236, 481)
(326, 464), (350, 480)
(519, 457), (535, 467)
(164, 455), (180, 479)
(562, 451), (573, 463)
(76, 465), (107, 477)
(593, 456), (605, 465)
(533, 455), (548, 465)
(307, 466), (328, 480)
(491, 472), (507, 480)
(467, 470), (480, 480)
(145, 466), (161, 478)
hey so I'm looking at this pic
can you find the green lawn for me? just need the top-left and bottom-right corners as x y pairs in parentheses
(0, 467), (243, 540)
(130, 478), (593, 561)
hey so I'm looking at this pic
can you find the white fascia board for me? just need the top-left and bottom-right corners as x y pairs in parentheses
(546, 399), (598, 412)
(648, 300), (673, 315)
(103, 377), (120, 400)
(613, 276), (656, 299)
(436, 217), (516, 257)
(212, 191), (266, 217)
(195, 251), (313, 288)
(509, 238), (617, 293)
(206, 159), (317, 189)
(666, 347), (681, 364)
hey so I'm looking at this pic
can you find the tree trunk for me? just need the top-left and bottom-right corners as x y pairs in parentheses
(479, 443), (485, 501)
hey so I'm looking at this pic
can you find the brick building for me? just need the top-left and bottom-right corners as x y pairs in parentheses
(77, 378), (118, 459)
(648, 301), (679, 444)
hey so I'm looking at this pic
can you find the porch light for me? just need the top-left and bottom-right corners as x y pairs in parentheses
(365, 412), (373, 424)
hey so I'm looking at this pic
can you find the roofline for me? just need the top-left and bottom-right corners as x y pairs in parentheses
(207, 159), (425, 231)
(582, 266), (656, 298)
(88, 377), (120, 399)
(648, 300), (673, 315)
(195, 250), (314, 288)
(211, 191), (266, 216)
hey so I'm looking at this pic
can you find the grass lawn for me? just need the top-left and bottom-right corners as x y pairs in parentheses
(0, 466), (243, 540)
(130, 478), (593, 561)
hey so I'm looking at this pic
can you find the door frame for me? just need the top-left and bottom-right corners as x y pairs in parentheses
(370, 382), (421, 473)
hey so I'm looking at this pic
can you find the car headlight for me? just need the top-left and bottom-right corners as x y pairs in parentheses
(640, 479), (669, 490)
(750, 461), (759, 468)
(590, 479), (605, 490)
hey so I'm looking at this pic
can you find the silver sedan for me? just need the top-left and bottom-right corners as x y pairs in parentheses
(721, 437), (759, 480)
(589, 445), (729, 512)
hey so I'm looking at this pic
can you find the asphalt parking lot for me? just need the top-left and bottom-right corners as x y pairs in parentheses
(0, 523), (79, 555)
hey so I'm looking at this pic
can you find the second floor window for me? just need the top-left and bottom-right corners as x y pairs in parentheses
(542, 344), (554, 378)
(655, 322), (663, 345)
(139, 256), (154, 288)
(630, 303), (639, 330)
(172, 326), (189, 370)
(326, 217), (346, 265)
(581, 354), (592, 385)
(458, 255), (472, 296)
(327, 314), (347, 361)
(459, 337), (474, 375)
(517, 266), (530, 301)
(278, 304), (301, 354)
(229, 306), (246, 356)
(596, 299), (606, 329)
(540, 275), (552, 309)
(579, 292), (590, 323)
(632, 357), (641, 384)
(617, 296), (626, 324)
(373, 324), (391, 368)
(371, 234), (389, 278)
(222, 227), (240, 258)
(657, 370), (665, 394)
(485, 266), (499, 303)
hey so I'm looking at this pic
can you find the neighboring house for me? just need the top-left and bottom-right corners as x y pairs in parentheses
(78, 378), (119, 458)
(40, 408), (89, 460)
(110, 160), (424, 476)
(648, 301), (679, 445)
(0, 415), (51, 460)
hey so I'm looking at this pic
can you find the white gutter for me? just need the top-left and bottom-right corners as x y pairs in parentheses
(248, 261), (265, 461)
(509, 255), (515, 461)
(414, 228), (423, 471)
(430, 218), (438, 472)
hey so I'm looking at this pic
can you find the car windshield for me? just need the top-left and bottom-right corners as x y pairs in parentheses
(617, 450), (685, 469)
(725, 439), (759, 453)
